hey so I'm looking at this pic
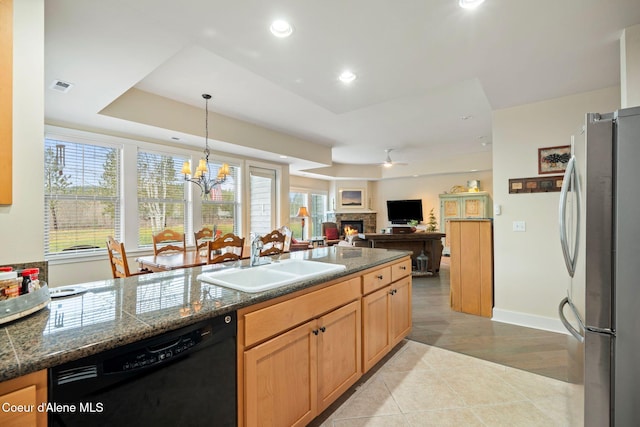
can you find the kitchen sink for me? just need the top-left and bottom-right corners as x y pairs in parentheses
(197, 259), (346, 293)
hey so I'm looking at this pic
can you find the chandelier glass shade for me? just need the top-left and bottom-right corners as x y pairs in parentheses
(182, 93), (230, 198)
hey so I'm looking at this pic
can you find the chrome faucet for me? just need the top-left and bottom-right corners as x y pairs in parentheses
(250, 233), (264, 267)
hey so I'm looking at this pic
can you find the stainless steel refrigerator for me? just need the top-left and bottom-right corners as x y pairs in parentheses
(558, 106), (640, 426)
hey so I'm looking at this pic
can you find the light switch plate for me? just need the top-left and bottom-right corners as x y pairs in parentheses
(512, 221), (526, 232)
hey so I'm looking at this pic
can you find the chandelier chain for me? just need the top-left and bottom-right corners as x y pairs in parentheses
(203, 93), (211, 161)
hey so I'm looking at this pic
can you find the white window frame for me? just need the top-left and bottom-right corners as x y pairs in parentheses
(44, 126), (246, 263)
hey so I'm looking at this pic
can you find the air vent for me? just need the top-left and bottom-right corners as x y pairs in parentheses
(49, 79), (74, 93)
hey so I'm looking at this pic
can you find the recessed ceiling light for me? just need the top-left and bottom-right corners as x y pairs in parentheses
(460, 115), (473, 120)
(458, 0), (485, 9)
(270, 20), (293, 38)
(338, 70), (357, 84)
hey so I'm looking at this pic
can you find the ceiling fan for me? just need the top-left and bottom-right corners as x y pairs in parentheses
(379, 149), (407, 167)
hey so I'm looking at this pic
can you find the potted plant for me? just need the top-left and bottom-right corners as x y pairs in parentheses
(426, 208), (438, 232)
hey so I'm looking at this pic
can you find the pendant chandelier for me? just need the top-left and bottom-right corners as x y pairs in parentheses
(181, 93), (230, 198)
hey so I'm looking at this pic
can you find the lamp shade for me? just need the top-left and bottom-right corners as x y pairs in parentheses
(296, 206), (310, 217)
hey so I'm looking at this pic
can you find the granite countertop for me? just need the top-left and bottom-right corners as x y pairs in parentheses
(0, 246), (409, 382)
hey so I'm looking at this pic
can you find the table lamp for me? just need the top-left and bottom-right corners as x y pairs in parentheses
(296, 206), (310, 239)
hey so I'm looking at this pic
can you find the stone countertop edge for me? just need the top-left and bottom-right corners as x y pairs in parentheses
(0, 246), (411, 382)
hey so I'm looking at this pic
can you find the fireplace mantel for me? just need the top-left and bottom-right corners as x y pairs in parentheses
(328, 210), (377, 215)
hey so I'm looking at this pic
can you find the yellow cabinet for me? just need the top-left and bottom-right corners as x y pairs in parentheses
(389, 276), (412, 346)
(238, 256), (412, 426)
(239, 278), (362, 427)
(243, 300), (361, 426)
(0, 0), (12, 205)
(362, 261), (412, 372)
(244, 320), (316, 427)
(449, 219), (493, 317)
(0, 370), (47, 427)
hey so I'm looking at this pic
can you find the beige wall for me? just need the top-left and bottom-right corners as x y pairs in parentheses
(373, 171), (493, 230)
(492, 86), (619, 332)
(621, 24), (640, 108)
(0, 0), (44, 264)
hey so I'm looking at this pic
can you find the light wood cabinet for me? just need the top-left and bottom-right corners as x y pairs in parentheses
(439, 192), (492, 254)
(238, 256), (412, 426)
(316, 300), (361, 412)
(0, 370), (47, 427)
(362, 261), (412, 372)
(449, 219), (493, 317)
(240, 278), (362, 426)
(0, 0), (12, 205)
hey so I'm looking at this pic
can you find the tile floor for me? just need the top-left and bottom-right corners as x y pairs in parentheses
(315, 340), (584, 426)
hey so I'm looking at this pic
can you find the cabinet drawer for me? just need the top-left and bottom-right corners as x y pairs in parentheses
(243, 277), (360, 347)
(391, 259), (411, 281)
(362, 266), (391, 295)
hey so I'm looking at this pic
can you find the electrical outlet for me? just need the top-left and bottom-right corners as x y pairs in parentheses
(512, 221), (526, 232)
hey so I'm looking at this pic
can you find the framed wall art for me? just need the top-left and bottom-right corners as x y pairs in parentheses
(339, 189), (364, 208)
(538, 145), (571, 175)
(509, 175), (565, 194)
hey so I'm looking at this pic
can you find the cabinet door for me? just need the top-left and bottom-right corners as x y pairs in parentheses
(244, 320), (317, 427)
(389, 277), (412, 347)
(362, 286), (391, 372)
(462, 197), (485, 218)
(0, 370), (47, 427)
(317, 300), (361, 412)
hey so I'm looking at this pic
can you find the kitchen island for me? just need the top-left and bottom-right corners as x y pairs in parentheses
(0, 246), (411, 426)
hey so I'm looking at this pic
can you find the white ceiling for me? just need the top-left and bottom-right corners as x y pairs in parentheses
(44, 0), (640, 180)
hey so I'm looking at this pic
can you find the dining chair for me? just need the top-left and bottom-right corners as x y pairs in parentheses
(194, 227), (214, 253)
(207, 233), (245, 264)
(152, 229), (186, 255)
(107, 236), (151, 279)
(259, 229), (286, 256)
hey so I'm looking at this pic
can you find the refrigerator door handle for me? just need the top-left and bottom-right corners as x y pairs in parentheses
(558, 297), (585, 342)
(558, 155), (581, 277)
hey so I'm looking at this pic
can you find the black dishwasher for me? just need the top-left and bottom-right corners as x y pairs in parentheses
(49, 313), (236, 427)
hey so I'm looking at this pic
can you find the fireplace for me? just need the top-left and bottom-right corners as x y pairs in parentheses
(340, 220), (364, 236)
(328, 212), (377, 235)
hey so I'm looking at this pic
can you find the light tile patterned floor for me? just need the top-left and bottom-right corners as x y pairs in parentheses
(317, 340), (584, 427)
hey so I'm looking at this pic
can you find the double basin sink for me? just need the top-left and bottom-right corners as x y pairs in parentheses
(197, 258), (347, 293)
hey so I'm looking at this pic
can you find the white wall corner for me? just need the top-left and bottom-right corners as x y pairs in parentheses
(492, 308), (569, 335)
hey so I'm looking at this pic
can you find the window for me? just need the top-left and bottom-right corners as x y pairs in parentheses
(310, 193), (328, 237)
(137, 150), (189, 247)
(289, 189), (327, 239)
(44, 138), (120, 255)
(249, 167), (277, 235)
(201, 162), (241, 236)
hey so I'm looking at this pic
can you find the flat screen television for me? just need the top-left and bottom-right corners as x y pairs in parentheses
(386, 199), (423, 224)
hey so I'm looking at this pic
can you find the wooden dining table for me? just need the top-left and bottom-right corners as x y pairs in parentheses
(136, 251), (208, 273)
(136, 247), (251, 272)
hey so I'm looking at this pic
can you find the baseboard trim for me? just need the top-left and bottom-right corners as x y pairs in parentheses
(492, 308), (569, 335)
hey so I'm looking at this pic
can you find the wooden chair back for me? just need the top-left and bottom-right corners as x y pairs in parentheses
(107, 236), (150, 278)
(207, 233), (245, 264)
(259, 229), (286, 256)
(194, 227), (214, 253)
(152, 229), (186, 255)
